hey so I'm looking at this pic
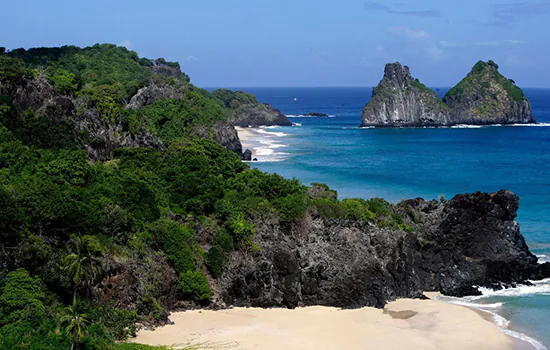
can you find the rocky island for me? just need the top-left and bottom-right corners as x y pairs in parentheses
(361, 61), (535, 127)
(361, 62), (452, 127)
(304, 112), (329, 117)
(443, 60), (535, 124)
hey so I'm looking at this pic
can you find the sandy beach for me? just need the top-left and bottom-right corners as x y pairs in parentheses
(131, 293), (515, 350)
(235, 126), (289, 161)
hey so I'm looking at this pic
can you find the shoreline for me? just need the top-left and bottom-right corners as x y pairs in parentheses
(130, 293), (516, 350)
(235, 126), (290, 162)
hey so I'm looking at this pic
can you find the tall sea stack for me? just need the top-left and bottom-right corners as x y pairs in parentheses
(443, 60), (535, 124)
(361, 62), (452, 127)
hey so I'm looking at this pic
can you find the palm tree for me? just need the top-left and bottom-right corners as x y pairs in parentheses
(60, 297), (90, 350)
(64, 235), (104, 298)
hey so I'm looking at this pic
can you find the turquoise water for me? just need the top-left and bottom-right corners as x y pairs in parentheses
(230, 87), (550, 348)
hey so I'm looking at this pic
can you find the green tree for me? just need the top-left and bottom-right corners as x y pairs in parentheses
(59, 298), (90, 350)
(49, 68), (78, 95)
(64, 235), (104, 297)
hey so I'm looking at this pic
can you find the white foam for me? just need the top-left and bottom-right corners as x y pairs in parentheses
(292, 122), (302, 127)
(445, 300), (504, 309)
(437, 294), (548, 350)
(508, 123), (550, 127)
(502, 329), (548, 350)
(256, 129), (287, 137)
(286, 114), (336, 118)
(451, 124), (484, 128)
(537, 255), (550, 264)
(469, 280), (550, 299)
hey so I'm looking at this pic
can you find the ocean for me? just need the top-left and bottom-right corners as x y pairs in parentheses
(219, 87), (550, 349)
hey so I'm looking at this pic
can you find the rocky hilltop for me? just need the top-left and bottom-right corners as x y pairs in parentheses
(216, 189), (548, 308)
(443, 60), (535, 124)
(213, 89), (292, 127)
(361, 63), (452, 127)
(361, 61), (535, 127)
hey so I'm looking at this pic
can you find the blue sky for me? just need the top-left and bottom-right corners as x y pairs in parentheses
(2, 0), (549, 87)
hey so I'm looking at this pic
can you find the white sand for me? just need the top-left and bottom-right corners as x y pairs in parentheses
(234, 127), (257, 153)
(130, 293), (513, 350)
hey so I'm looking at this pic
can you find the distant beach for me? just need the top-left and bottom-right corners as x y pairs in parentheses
(131, 293), (521, 350)
(235, 126), (291, 162)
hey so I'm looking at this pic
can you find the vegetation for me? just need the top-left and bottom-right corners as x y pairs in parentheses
(213, 88), (258, 109)
(0, 44), (417, 348)
(444, 60), (527, 103)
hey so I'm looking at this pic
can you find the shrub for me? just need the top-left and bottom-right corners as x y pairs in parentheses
(149, 219), (196, 274)
(178, 270), (212, 303)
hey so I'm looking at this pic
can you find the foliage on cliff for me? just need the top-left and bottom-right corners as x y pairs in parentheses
(0, 45), (419, 348)
(444, 60), (527, 103)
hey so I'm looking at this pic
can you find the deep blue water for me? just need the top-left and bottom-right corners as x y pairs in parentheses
(223, 87), (550, 348)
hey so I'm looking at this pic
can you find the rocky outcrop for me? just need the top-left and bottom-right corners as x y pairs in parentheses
(217, 190), (548, 308)
(191, 121), (243, 155)
(228, 103), (292, 127)
(361, 63), (452, 127)
(126, 83), (187, 110)
(6, 74), (164, 161)
(242, 149), (252, 161)
(93, 248), (178, 324)
(213, 89), (292, 127)
(443, 61), (535, 124)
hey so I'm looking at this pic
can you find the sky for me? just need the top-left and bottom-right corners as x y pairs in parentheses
(2, 0), (550, 87)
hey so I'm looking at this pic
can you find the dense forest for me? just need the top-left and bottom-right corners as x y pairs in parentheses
(0, 44), (413, 349)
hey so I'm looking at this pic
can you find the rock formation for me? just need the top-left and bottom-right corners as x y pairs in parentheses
(213, 89), (292, 127)
(361, 63), (452, 127)
(361, 61), (535, 127)
(216, 190), (549, 308)
(443, 60), (535, 124)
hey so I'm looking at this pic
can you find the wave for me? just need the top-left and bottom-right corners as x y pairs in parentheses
(292, 122), (302, 127)
(438, 292), (549, 350)
(286, 114), (336, 118)
(537, 254), (550, 264)
(502, 329), (548, 350)
(451, 124), (485, 129)
(256, 129), (287, 137)
(469, 279), (550, 299)
(258, 125), (280, 129)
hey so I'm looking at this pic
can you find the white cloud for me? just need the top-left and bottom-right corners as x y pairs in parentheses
(119, 40), (133, 49)
(187, 55), (199, 62)
(389, 27), (444, 62)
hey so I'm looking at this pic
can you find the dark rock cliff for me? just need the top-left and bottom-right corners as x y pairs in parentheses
(361, 63), (452, 127)
(443, 61), (535, 124)
(191, 121), (244, 156)
(228, 103), (292, 127)
(216, 190), (548, 308)
(213, 89), (292, 127)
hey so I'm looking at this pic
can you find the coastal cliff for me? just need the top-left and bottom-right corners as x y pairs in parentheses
(443, 60), (535, 124)
(217, 189), (547, 308)
(213, 89), (292, 127)
(361, 63), (452, 127)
